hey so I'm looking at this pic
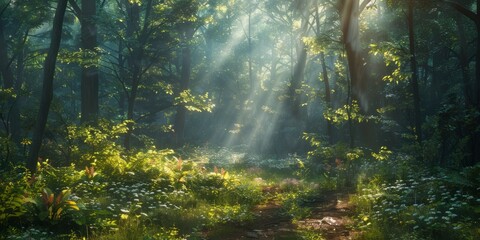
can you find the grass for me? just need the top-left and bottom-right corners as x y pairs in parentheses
(1, 146), (479, 239)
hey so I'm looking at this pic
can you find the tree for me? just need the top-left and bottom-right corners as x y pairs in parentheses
(173, 20), (195, 146)
(446, 0), (480, 164)
(27, 0), (68, 172)
(288, 0), (310, 120)
(339, 0), (371, 109)
(407, 0), (422, 143)
(68, 0), (99, 123)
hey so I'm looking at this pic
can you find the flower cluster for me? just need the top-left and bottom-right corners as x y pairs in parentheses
(356, 172), (480, 238)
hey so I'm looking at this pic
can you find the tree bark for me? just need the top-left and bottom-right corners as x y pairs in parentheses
(407, 0), (422, 143)
(341, 0), (365, 108)
(80, 0), (99, 123)
(122, 0), (154, 149)
(455, 17), (473, 107)
(288, 5), (309, 120)
(174, 24), (194, 146)
(27, 0), (68, 172)
(476, 0), (480, 109)
(0, 19), (15, 142)
(320, 52), (334, 144)
(0, 18), (16, 163)
(123, 0), (141, 150)
(289, 45), (307, 119)
(314, 5), (334, 144)
(0, 20), (14, 90)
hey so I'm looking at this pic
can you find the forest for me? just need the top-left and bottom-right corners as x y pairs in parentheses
(0, 0), (479, 239)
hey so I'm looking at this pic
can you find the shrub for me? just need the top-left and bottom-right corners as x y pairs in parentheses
(66, 120), (131, 174)
(352, 168), (480, 240)
(0, 167), (33, 226)
(29, 188), (80, 223)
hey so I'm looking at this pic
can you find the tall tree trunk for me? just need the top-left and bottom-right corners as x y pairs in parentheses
(0, 21), (14, 91)
(340, 0), (368, 108)
(248, 9), (253, 92)
(27, 0), (68, 172)
(473, 0), (480, 165)
(340, 0), (371, 148)
(320, 52), (334, 144)
(0, 19), (16, 147)
(12, 48), (25, 145)
(0, 19), (16, 163)
(288, 7), (309, 120)
(174, 25), (194, 146)
(315, 5), (334, 144)
(448, 0), (480, 165)
(123, 0), (140, 150)
(476, 0), (480, 109)
(122, 0), (154, 150)
(289, 45), (307, 119)
(407, 0), (422, 144)
(80, 0), (99, 123)
(456, 18), (473, 107)
(474, 15), (480, 165)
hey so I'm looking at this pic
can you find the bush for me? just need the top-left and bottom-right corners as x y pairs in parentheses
(352, 168), (480, 240)
(0, 167), (33, 226)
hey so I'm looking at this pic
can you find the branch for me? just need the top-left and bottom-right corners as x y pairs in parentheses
(359, 0), (372, 14)
(445, 0), (478, 24)
(0, 0), (12, 18)
(68, 0), (81, 17)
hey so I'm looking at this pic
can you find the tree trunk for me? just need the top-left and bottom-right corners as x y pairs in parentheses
(315, 5), (334, 144)
(174, 25), (194, 146)
(27, 0), (68, 172)
(455, 18), (473, 106)
(123, 0), (140, 150)
(320, 52), (334, 144)
(448, 0), (480, 166)
(248, 9), (253, 92)
(473, 1), (480, 165)
(12, 48), (25, 145)
(0, 21), (14, 91)
(288, 9), (309, 120)
(407, 0), (422, 144)
(476, 0), (480, 109)
(0, 19), (16, 163)
(80, 0), (99, 123)
(0, 19), (17, 147)
(341, 0), (363, 107)
(289, 45), (307, 119)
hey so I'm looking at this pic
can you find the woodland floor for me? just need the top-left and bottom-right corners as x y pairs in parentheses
(203, 189), (358, 240)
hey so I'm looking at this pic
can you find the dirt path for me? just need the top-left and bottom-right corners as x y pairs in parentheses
(296, 191), (356, 240)
(204, 191), (357, 240)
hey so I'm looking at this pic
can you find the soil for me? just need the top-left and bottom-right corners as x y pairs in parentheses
(203, 190), (358, 240)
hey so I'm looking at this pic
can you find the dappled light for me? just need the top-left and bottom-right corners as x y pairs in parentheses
(1, 0), (480, 239)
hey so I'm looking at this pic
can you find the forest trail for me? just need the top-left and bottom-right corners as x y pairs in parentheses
(204, 190), (357, 240)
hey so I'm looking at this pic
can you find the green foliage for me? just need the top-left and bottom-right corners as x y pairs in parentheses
(352, 166), (480, 240)
(323, 101), (375, 125)
(276, 180), (321, 220)
(58, 48), (102, 68)
(0, 168), (32, 225)
(421, 99), (479, 167)
(30, 188), (79, 223)
(369, 42), (410, 83)
(174, 90), (215, 112)
(36, 160), (83, 191)
(0, 146), (271, 238)
(371, 146), (393, 161)
(66, 120), (131, 174)
(303, 134), (366, 186)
